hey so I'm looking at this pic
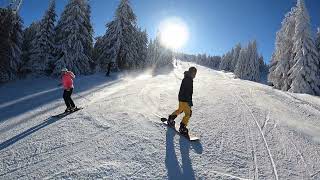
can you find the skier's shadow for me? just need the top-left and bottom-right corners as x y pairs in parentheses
(165, 128), (203, 180)
(0, 116), (63, 151)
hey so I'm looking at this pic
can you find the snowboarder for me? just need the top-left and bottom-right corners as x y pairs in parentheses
(167, 67), (197, 135)
(61, 68), (77, 112)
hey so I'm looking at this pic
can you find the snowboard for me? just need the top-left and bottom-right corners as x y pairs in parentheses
(161, 118), (199, 141)
(52, 107), (83, 118)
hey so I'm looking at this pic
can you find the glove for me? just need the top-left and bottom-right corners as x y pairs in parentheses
(188, 101), (193, 107)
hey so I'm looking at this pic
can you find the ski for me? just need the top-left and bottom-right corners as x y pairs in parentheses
(161, 118), (199, 141)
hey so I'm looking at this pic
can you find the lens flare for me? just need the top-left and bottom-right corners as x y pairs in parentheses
(159, 17), (189, 50)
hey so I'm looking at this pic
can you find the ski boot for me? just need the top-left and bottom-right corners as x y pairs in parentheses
(179, 122), (189, 136)
(65, 107), (71, 113)
(70, 106), (78, 112)
(167, 114), (177, 127)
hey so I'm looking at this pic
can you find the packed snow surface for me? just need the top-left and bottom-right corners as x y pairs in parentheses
(1, 61), (320, 179)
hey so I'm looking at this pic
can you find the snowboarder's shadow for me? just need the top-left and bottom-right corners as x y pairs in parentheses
(165, 127), (203, 180)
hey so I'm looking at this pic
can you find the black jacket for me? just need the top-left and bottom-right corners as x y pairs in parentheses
(178, 71), (193, 106)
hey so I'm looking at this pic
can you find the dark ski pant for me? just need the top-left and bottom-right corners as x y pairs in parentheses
(63, 88), (75, 108)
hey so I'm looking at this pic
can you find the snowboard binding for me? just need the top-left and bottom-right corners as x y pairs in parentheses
(167, 114), (177, 127)
(179, 122), (189, 136)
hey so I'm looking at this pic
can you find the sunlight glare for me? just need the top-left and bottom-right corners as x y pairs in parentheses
(159, 17), (189, 50)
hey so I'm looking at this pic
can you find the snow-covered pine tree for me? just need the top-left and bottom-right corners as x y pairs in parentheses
(83, 1), (93, 59)
(158, 46), (173, 69)
(206, 55), (212, 67)
(195, 54), (201, 64)
(248, 41), (261, 81)
(235, 46), (248, 79)
(259, 54), (269, 82)
(235, 41), (260, 82)
(26, 0), (56, 75)
(20, 22), (39, 74)
(288, 0), (320, 95)
(219, 49), (233, 71)
(196, 54), (201, 64)
(146, 39), (155, 66)
(174, 52), (221, 69)
(146, 35), (173, 69)
(0, 8), (23, 83)
(93, 36), (105, 70)
(196, 54), (206, 66)
(316, 27), (320, 53)
(210, 56), (221, 69)
(259, 55), (267, 73)
(54, 0), (93, 75)
(268, 7), (297, 90)
(203, 54), (209, 66)
(203, 54), (211, 67)
(219, 55), (226, 71)
(230, 43), (241, 72)
(134, 28), (148, 69)
(98, 0), (138, 71)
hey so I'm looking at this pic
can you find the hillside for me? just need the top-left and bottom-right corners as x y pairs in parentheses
(1, 60), (320, 179)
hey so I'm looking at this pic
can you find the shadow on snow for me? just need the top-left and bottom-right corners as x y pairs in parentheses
(0, 73), (120, 123)
(0, 115), (67, 151)
(165, 127), (203, 180)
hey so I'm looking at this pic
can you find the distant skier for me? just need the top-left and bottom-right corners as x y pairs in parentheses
(61, 68), (77, 112)
(106, 62), (114, 76)
(167, 67), (197, 135)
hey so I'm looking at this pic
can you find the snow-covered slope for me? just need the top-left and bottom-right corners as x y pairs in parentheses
(1, 60), (320, 179)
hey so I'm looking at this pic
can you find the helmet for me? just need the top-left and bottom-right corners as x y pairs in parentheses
(189, 67), (197, 73)
(61, 68), (68, 72)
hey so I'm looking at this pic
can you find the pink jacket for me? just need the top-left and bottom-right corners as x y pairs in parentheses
(62, 71), (75, 89)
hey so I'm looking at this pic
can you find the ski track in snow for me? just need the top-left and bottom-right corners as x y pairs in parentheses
(232, 92), (278, 180)
(1, 60), (320, 179)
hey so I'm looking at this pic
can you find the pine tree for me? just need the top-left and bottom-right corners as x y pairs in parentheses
(235, 47), (248, 79)
(26, 0), (56, 75)
(231, 43), (241, 72)
(135, 28), (148, 68)
(20, 22), (39, 73)
(235, 41), (260, 82)
(196, 53), (206, 66)
(83, 1), (93, 58)
(259, 55), (267, 73)
(316, 27), (320, 53)
(54, 0), (93, 75)
(146, 35), (173, 69)
(175, 52), (221, 69)
(93, 36), (105, 70)
(249, 41), (261, 81)
(210, 56), (221, 69)
(268, 7), (297, 90)
(146, 40), (154, 66)
(288, 0), (320, 95)
(0, 8), (23, 83)
(98, 0), (138, 71)
(219, 49), (233, 71)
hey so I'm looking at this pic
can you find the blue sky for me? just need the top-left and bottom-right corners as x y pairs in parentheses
(5, 0), (320, 63)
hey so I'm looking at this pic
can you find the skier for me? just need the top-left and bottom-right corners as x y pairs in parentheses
(61, 68), (77, 112)
(106, 62), (113, 76)
(167, 67), (197, 135)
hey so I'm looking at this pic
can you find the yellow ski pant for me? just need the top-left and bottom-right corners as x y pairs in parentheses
(171, 101), (192, 126)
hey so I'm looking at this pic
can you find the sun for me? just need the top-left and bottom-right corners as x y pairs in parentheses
(159, 17), (189, 50)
